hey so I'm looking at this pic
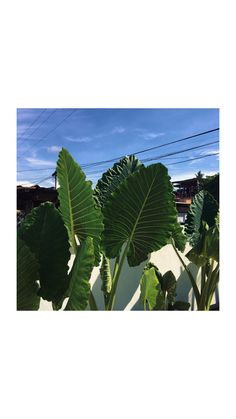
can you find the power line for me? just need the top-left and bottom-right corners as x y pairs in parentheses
(17, 167), (55, 173)
(20, 109), (77, 157)
(166, 152), (219, 165)
(17, 148), (219, 183)
(82, 147), (219, 176)
(141, 140), (219, 163)
(80, 128), (219, 169)
(17, 174), (53, 186)
(17, 128), (219, 177)
(18, 109), (57, 142)
(17, 109), (47, 142)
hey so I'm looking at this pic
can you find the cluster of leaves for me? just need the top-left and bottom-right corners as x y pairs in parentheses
(17, 147), (219, 311)
(140, 263), (190, 311)
(17, 149), (102, 311)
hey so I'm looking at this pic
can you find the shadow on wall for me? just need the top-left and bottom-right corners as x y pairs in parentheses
(90, 257), (148, 310)
(176, 264), (199, 310)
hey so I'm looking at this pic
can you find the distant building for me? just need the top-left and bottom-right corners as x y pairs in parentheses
(172, 178), (198, 224)
(17, 185), (58, 213)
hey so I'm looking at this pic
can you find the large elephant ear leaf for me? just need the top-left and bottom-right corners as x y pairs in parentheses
(102, 163), (177, 266)
(17, 238), (40, 310)
(94, 155), (143, 208)
(18, 202), (70, 304)
(140, 267), (165, 310)
(65, 237), (95, 310)
(185, 190), (219, 246)
(57, 148), (104, 265)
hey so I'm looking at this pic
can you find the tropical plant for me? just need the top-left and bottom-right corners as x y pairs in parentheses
(139, 263), (190, 311)
(17, 149), (219, 311)
(170, 190), (219, 310)
(17, 149), (185, 310)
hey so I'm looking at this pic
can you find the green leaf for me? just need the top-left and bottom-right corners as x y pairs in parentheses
(100, 254), (112, 305)
(65, 237), (95, 310)
(57, 148), (104, 265)
(94, 155), (144, 208)
(185, 190), (219, 247)
(17, 238), (40, 310)
(102, 163), (177, 266)
(162, 270), (177, 304)
(185, 248), (208, 267)
(140, 267), (164, 310)
(172, 301), (190, 311)
(170, 221), (187, 252)
(18, 202), (70, 304)
(186, 219), (219, 266)
(205, 225), (219, 262)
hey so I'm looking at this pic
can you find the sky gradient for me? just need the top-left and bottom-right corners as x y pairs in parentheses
(17, 108), (219, 187)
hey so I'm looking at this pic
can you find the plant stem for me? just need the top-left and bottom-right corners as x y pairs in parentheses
(201, 265), (206, 293)
(106, 242), (129, 310)
(89, 290), (98, 310)
(199, 258), (215, 310)
(171, 239), (200, 307)
(205, 264), (219, 310)
(112, 255), (120, 283)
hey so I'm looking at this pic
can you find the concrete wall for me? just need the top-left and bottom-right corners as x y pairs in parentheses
(40, 243), (215, 311)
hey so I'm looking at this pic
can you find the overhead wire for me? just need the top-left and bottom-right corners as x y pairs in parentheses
(81, 128), (219, 169)
(19, 109), (77, 157)
(17, 108), (47, 142)
(17, 127), (219, 173)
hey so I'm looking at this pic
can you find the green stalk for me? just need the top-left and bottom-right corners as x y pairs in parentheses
(201, 265), (206, 293)
(199, 259), (215, 310)
(205, 265), (219, 310)
(89, 290), (98, 310)
(106, 242), (130, 311)
(112, 255), (120, 283)
(171, 239), (200, 307)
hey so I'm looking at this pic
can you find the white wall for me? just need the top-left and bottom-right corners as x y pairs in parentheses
(40, 243), (214, 311)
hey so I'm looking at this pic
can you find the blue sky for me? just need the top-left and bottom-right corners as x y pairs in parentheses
(17, 108), (219, 187)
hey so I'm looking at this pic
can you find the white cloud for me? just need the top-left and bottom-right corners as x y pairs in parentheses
(112, 126), (126, 134)
(199, 148), (219, 156)
(65, 136), (92, 143)
(17, 180), (35, 186)
(141, 132), (165, 140)
(26, 157), (55, 167)
(47, 145), (62, 153)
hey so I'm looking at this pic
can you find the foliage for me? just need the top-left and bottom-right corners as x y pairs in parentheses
(202, 173), (219, 203)
(94, 155), (143, 208)
(17, 148), (218, 311)
(57, 148), (104, 264)
(17, 238), (40, 310)
(18, 202), (70, 305)
(172, 191), (220, 311)
(185, 190), (219, 247)
(140, 263), (190, 310)
(140, 267), (164, 310)
(102, 163), (177, 266)
(100, 254), (112, 307)
(65, 237), (95, 310)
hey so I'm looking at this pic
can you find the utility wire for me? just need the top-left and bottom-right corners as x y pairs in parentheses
(18, 109), (57, 142)
(19, 109), (77, 157)
(17, 174), (53, 186)
(81, 128), (219, 169)
(141, 140), (219, 163)
(17, 108), (47, 142)
(17, 128), (219, 173)
(167, 152), (219, 166)
(17, 141), (219, 175)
